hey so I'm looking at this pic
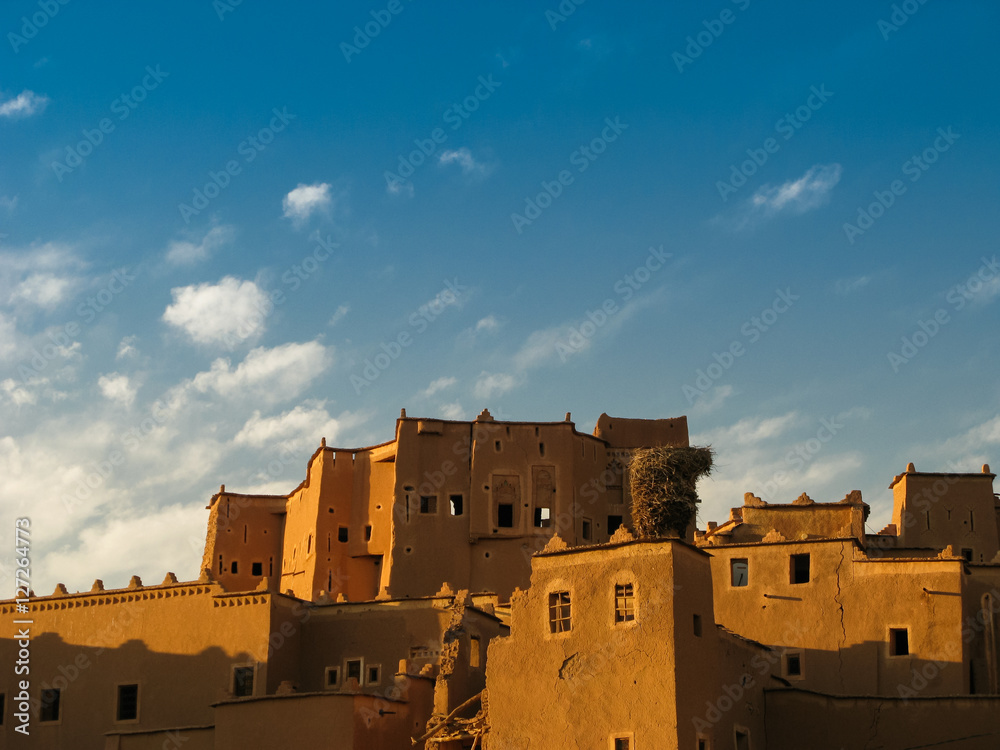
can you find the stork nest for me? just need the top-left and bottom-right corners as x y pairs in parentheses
(629, 445), (714, 538)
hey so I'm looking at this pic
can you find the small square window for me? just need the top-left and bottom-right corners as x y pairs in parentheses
(613, 737), (631, 750)
(549, 591), (571, 633)
(615, 584), (635, 623)
(534, 507), (551, 527)
(40, 688), (60, 722)
(346, 659), (363, 684)
(790, 554), (810, 584)
(890, 628), (909, 656)
(582, 518), (592, 541)
(498, 503), (514, 528)
(785, 652), (802, 677)
(367, 665), (381, 685)
(233, 666), (254, 697)
(608, 515), (623, 534)
(251, 562), (263, 577)
(420, 495), (437, 514)
(450, 495), (464, 516)
(116, 684), (139, 721)
(693, 613), (702, 637)
(338, 526), (349, 543)
(962, 548), (974, 562)
(731, 559), (748, 587)
(326, 667), (340, 687)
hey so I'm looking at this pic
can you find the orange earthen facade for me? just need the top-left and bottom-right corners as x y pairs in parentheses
(2, 412), (1000, 749)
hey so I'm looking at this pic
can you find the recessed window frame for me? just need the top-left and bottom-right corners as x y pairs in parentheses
(251, 561), (263, 577)
(345, 657), (364, 685)
(232, 665), (255, 698)
(790, 553), (810, 585)
(115, 683), (139, 723)
(548, 590), (572, 634)
(611, 733), (634, 750)
(534, 506), (552, 528)
(614, 583), (636, 624)
(889, 627), (910, 657)
(730, 558), (749, 587)
(325, 666), (341, 689)
(582, 517), (593, 541)
(449, 494), (464, 516)
(783, 651), (803, 679)
(693, 613), (703, 637)
(366, 664), (382, 686)
(39, 688), (61, 723)
(338, 526), (349, 543)
(734, 726), (752, 750)
(420, 495), (438, 514)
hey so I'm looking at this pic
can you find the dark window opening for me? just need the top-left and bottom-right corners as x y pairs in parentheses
(494, 440), (501, 452)
(735, 729), (750, 750)
(116, 684), (138, 721)
(891, 628), (909, 656)
(785, 653), (802, 677)
(365, 525), (372, 541)
(790, 554), (810, 584)
(346, 659), (363, 684)
(40, 688), (60, 722)
(233, 666), (254, 697)
(607, 515), (623, 534)
(243, 525), (247, 543)
(962, 548), (974, 562)
(615, 583), (635, 623)
(307, 535), (312, 553)
(251, 562), (262, 577)
(0, 694), (4, 725)
(539, 442), (545, 456)
(534, 507), (551, 528)
(218, 555), (223, 574)
(268, 557), (273, 576)
(231, 561), (238, 575)
(693, 614), (702, 637)
(549, 591), (571, 633)
(367, 665), (381, 685)
(450, 494), (464, 516)
(498, 503), (514, 528)
(582, 518), (592, 541)
(731, 559), (749, 587)
(338, 526), (349, 543)
(326, 667), (340, 686)
(698, 741), (707, 750)
(614, 738), (631, 750)
(420, 495), (437, 514)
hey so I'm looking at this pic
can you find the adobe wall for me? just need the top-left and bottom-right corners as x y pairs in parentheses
(203, 492), (285, 593)
(764, 688), (1000, 749)
(592, 413), (689, 448)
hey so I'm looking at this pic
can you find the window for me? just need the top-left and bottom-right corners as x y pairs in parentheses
(338, 526), (349, 543)
(614, 584), (635, 623)
(494, 440), (501, 452)
(735, 728), (751, 750)
(890, 628), (909, 656)
(784, 652), (802, 678)
(608, 515), (623, 534)
(498, 504), (514, 528)
(325, 666), (340, 687)
(539, 442), (546, 456)
(582, 518), (592, 541)
(790, 554), (810, 584)
(0, 693), (4, 725)
(307, 534), (312, 553)
(962, 548), (974, 562)
(420, 495), (437, 514)
(365, 525), (373, 541)
(549, 591), (571, 633)
(693, 613), (702, 637)
(116, 684), (139, 721)
(613, 738), (631, 750)
(218, 554), (223, 574)
(970, 510), (975, 532)
(449, 494), (463, 516)
(367, 665), (381, 685)
(470, 635), (481, 668)
(534, 507), (551, 528)
(231, 561), (238, 575)
(697, 739), (710, 750)
(233, 666), (254, 697)
(40, 688), (60, 722)
(731, 559), (749, 587)
(251, 562), (262, 577)
(346, 659), (363, 684)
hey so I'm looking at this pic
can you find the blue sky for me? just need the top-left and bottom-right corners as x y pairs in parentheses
(2, 1), (999, 592)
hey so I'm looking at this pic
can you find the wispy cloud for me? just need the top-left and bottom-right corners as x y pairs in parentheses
(283, 182), (332, 223)
(691, 384), (734, 416)
(721, 164), (842, 230)
(438, 148), (492, 177)
(422, 376), (457, 398)
(0, 90), (49, 119)
(834, 275), (872, 296)
(165, 225), (234, 266)
(328, 304), (350, 327)
(473, 371), (519, 399)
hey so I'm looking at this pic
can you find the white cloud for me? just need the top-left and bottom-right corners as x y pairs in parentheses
(473, 371), (519, 399)
(116, 335), (138, 360)
(0, 242), (85, 311)
(439, 148), (492, 177)
(440, 402), (464, 420)
(0, 90), (49, 119)
(422, 376), (457, 398)
(386, 178), (414, 198)
(750, 163), (842, 215)
(190, 341), (332, 404)
(834, 275), (872, 296)
(98, 372), (137, 406)
(698, 412), (799, 446)
(328, 304), (349, 327)
(691, 384), (734, 416)
(475, 315), (500, 333)
(165, 225), (234, 266)
(1, 377), (37, 406)
(233, 400), (347, 452)
(913, 415), (1000, 471)
(162, 276), (269, 346)
(8, 272), (74, 308)
(283, 182), (332, 222)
